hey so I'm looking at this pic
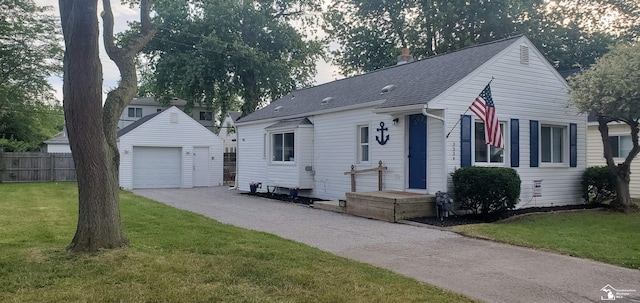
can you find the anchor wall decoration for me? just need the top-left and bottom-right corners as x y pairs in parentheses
(376, 121), (389, 145)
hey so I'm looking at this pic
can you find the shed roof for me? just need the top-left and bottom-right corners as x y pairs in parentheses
(117, 111), (162, 137)
(238, 36), (523, 124)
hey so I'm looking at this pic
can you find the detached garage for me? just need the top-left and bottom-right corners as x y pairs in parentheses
(118, 106), (224, 189)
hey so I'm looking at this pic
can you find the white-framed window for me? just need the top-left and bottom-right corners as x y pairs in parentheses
(199, 111), (213, 121)
(128, 107), (142, 118)
(541, 125), (565, 163)
(474, 121), (505, 164)
(609, 135), (632, 158)
(271, 132), (295, 162)
(357, 125), (370, 163)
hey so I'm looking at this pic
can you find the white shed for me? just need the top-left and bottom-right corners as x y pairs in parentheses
(118, 106), (223, 189)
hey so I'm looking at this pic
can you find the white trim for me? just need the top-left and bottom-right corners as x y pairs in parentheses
(539, 123), (569, 167)
(356, 123), (371, 164)
(472, 120), (507, 166)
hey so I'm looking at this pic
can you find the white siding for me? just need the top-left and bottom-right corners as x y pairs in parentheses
(587, 124), (640, 198)
(47, 144), (71, 153)
(431, 38), (586, 207)
(312, 108), (404, 200)
(236, 122), (270, 192)
(426, 110), (447, 193)
(118, 107), (224, 189)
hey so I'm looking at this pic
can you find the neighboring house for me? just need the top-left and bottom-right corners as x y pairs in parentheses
(586, 114), (640, 198)
(119, 97), (216, 132)
(218, 111), (241, 153)
(43, 126), (71, 153)
(118, 106), (224, 189)
(235, 35), (586, 208)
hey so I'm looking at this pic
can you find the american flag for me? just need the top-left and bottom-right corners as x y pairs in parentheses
(469, 83), (504, 149)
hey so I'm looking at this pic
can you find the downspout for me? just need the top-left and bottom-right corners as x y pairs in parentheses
(421, 105), (447, 194)
(422, 105), (445, 122)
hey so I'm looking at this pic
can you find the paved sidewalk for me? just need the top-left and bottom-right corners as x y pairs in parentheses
(134, 187), (640, 303)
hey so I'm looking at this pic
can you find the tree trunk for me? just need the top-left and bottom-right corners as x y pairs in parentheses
(60, 0), (128, 252)
(597, 117), (639, 212)
(611, 164), (638, 212)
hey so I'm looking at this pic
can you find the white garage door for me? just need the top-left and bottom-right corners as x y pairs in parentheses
(133, 147), (181, 188)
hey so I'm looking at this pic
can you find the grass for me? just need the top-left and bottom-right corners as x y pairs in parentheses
(0, 183), (477, 303)
(453, 207), (640, 269)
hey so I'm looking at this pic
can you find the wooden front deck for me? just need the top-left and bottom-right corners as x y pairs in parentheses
(345, 191), (436, 223)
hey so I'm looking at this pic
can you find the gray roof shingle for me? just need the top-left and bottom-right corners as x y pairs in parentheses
(238, 36), (522, 124)
(117, 111), (162, 137)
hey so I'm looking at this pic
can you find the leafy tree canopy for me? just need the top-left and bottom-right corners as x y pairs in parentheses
(135, 0), (324, 118)
(323, 0), (639, 76)
(568, 42), (640, 211)
(0, 0), (64, 151)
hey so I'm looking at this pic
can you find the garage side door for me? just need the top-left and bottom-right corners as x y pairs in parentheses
(133, 147), (182, 188)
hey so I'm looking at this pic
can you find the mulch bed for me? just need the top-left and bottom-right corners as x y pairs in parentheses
(409, 203), (608, 227)
(242, 191), (325, 206)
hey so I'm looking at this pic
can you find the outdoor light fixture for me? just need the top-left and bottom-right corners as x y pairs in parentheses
(393, 117), (399, 125)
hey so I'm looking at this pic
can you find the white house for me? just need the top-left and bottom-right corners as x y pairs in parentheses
(119, 97), (216, 132)
(587, 117), (640, 198)
(43, 126), (71, 153)
(218, 111), (241, 153)
(118, 106), (224, 189)
(235, 36), (587, 208)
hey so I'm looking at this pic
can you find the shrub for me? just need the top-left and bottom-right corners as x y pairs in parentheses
(581, 166), (616, 203)
(452, 166), (521, 220)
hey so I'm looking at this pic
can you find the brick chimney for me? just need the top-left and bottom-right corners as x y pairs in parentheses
(397, 47), (413, 65)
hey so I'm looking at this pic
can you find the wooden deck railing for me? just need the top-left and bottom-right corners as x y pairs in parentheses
(343, 160), (388, 192)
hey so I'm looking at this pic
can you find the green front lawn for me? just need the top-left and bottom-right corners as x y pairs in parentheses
(453, 208), (640, 269)
(0, 183), (477, 303)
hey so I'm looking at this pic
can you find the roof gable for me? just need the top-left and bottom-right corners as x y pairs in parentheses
(238, 36), (522, 124)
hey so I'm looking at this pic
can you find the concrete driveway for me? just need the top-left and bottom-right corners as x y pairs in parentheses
(134, 187), (640, 303)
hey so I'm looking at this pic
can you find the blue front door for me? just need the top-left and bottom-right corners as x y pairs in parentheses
(408, 114), (427, 189)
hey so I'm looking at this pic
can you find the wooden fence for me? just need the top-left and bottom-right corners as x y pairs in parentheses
(0, 151), (76, 183)
(223, 152), (236, 182)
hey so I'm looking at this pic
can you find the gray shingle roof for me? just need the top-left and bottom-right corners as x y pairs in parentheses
(238, 36), (522, 124)
(265, 117), (313, 130)
(117, 111), (162, 137)
(227, 111), (242, 122)
(44, 132), (68, 144)
(130, 97), (187, 106)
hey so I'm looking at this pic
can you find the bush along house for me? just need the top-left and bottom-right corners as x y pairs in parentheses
(235, 35), (586, 211)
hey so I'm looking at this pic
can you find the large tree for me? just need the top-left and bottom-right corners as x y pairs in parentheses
(59, 0), (155, 252)
(568, 42), (640, 212)
(323, 0), (542, 75)
(0, 1), (64, 151)
(323, 0), (638, 75)
(137, 0), (323, 117)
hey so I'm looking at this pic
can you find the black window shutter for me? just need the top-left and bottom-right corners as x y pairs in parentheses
(530, 120), (539, 167)
(510, 119), (519, 167)
(461, 115), (472, 167)
(570, 123), (577, 167)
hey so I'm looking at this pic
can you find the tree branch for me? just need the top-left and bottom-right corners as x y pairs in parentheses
(274, 10), (304, 18)
(597, 116), (616, 169)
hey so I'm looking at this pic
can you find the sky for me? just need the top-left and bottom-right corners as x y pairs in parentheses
(36, 0), (341, 103)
